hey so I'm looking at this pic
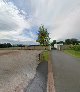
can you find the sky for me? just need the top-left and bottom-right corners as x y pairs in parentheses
(0, 0), (80, 44)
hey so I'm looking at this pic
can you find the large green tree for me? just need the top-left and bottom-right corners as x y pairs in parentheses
(36, 25), (50, 46)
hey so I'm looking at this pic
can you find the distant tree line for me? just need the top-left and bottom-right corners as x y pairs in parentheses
(65, 39), (80, 45)
(0, 43), (12, 48)
(13, 44), (25, 47)
(0, 43), (25, 48)
(51, 38), (80, 47)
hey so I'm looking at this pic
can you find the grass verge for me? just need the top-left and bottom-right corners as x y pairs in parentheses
(64, 50), (80, 58)
(40, 50), (49, 62)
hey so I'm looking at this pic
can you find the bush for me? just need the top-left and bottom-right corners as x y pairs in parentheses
(70, 45), (80, 51)
(40, 50), (49, 62)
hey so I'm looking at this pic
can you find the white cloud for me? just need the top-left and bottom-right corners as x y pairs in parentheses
(0, 0), (31, 42)
(50, 7), (80, 40)
(0, 0), (80, 44)
(29, 0), (80, 41)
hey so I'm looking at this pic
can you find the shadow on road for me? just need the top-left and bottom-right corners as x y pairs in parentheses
(25, 62), (48, 92)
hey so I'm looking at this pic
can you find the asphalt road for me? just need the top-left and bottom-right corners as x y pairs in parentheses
(51, 50), (80, 92)
(25, 62), (48, 92)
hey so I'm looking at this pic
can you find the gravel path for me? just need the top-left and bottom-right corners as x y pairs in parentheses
(52, 50), (80, 92)
(0, 50), (41, 92)
(26, 62), (48, 92)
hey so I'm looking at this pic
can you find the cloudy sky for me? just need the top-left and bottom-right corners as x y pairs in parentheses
(0, 0), (80, 44)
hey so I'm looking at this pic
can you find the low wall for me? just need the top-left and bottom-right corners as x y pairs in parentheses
(25, 46), (51, 50)
(0, 46), (51, 50)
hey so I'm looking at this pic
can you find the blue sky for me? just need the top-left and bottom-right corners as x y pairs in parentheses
(0, 0), (80, 44)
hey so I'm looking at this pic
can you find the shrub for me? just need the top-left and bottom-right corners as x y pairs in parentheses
(70, 45), (80, 51)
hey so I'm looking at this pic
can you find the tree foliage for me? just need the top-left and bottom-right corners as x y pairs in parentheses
(57, 41), (64, 44)
(65, 38), (79, 45)
(0, 43), (12, 48)
(65, 39), (71, 45)
(51, 40), (56, 46)
(36, 25), (50, 46)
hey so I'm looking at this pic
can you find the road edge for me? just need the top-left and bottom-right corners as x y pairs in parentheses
(47, 51), (56, 92)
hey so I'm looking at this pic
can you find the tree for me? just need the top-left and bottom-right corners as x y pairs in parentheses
(70, 38), (78, 45)
(6, 43), (12, 47)
(65, 38), (79, 45)
(36, 25), (50, 46)
(57, 41), (64, 44)
(51, 40), (56, 47)
(0, 43), (12, 48)
(65, 39), (71, 45)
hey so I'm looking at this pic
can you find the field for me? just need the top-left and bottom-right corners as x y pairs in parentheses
(64, 50), (80, 58)
(0, 50), (41, 92)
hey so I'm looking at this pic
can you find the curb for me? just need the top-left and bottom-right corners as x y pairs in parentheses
(47, 51), (56, 92)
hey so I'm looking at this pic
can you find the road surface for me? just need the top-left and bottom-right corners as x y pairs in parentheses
(51, 50), (80, 92)
(26, 62), (48, 92)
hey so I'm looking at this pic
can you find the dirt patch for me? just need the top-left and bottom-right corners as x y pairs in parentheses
(0, 50), (19, 56)
(0, 50), (41, 92)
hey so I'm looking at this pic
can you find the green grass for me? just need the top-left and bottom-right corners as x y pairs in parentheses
(40, 50), (49, 62)
(64, 50), (80, 58)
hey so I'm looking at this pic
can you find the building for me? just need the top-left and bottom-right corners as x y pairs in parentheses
(54, 44), (63, 50)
